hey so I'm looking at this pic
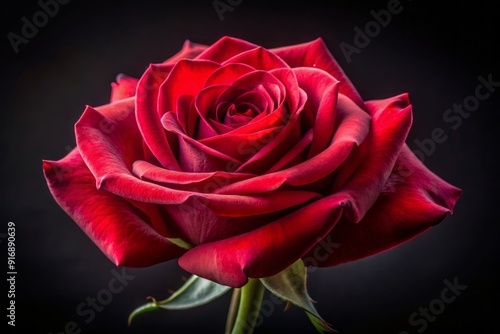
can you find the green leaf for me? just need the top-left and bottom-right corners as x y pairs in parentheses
(128, 275), (231, 325)
(260, 259), (336, 333)
(128, 298), (159, 325)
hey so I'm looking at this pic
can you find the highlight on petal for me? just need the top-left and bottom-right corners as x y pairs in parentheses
(76, 98), (143, 174)
(330, 93), (413, 223)
(74, 100), (321, 218)
(269, 67), (305, 117)
(222, 46), (290, 71)
(132, 160), (253, 188)
(271, 38), (365, 109)
(163, 39), (209, 64)
(292, 67), (339, 158)
(204, 63), (255, 87)
(158, 59), (221, 132)
(110, 74), (139, 103)
(158, 59), (222, 139)
(214, 93), (371, 194)
(196, 36), (258, 63)
(136, 63), (181, 170)
(161, 111), (243, 172)
(42, 149), (186, 267)
(179, 195), (345, 287)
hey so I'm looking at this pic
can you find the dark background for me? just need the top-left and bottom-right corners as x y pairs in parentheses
(1, 0), (499, 333)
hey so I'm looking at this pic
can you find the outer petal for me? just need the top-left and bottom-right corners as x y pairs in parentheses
(196, 36), (258, 63)
(162, 39), (209, 64)
(179, 195), (346, 287)
(271, 38), (365, 109)
(42, 149), (185, 267)
(158, 59), (221, 136)
(111, 40), (206, 104)
(331, 94), (413, 223)
(110, 74), (139, 102)
(222, 46), (289, 71)
(307, 145), (462, 267)
(204, 63), (255, 87)
(136, 63), (181, 169)
(75, 99), (321, 217)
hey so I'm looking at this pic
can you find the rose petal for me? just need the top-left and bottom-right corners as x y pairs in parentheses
(162, 39), (209, 64)
(204, 63), (255, 87)
(132, 160), (254, 187)
(136, 63), (180, 169)
(161, 111), (243, 172)
(219, 70), (286, 109)
(42, 149), (186, 267)
(78, 98), (142, 170)
(200, 126), (284, 162)
(331, 94), (413, 223)
(75, 101), (321, 217)
(194, 85), (240, 139)
(207, 118), (234, 135)
(235, 111), (304, 174)
(307, 145), (462, 267)
(223, 113), (254, 127)
(163, 194), (321, 246)
(222, 46), (290, 71)
(179, 195), (346, 287)
(215, 94), (371, 193)
(268, 67), (306, 119)
(292, 67), (340, 158)
(196, 36), (258, 63)
(271, 38), (365, 109)
(232, 91), (268, 115)
(110, 74), (139, 103)
(267, 129), (314, 173)
(158, 59), (221, 137)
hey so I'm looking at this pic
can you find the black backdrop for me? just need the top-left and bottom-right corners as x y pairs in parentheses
(1, 0), (499, 333)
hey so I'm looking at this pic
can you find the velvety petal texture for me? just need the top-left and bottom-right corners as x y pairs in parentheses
(43, 36), (461, 288)
(308, 145), (462, 266)
(43, 149), (186, 267)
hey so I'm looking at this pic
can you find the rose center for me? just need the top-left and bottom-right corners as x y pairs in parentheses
(211, 88), (268, 128)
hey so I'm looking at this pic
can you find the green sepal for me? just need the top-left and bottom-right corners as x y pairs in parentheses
(260, 259), (336, 333)
(128, 275), (231, 325)
(306, 311), (338, 334)
(166, 237), (193, 250)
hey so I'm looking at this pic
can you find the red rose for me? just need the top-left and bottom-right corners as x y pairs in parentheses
(43, 36), (461, 288)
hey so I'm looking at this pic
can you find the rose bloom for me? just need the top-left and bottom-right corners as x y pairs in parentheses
(43, 36), (461, 288)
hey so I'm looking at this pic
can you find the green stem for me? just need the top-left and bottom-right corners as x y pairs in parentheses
(225, 288), (241, 334)
(230, 279), (265, 334)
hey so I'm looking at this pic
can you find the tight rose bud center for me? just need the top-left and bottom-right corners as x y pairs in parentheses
(208, 85), (272, 128)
